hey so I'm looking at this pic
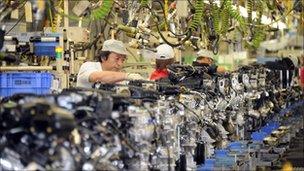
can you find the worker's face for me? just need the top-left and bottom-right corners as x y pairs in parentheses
(197, 56), (213, 65)
(102, 52), (127, 71)
(300, 55), (304, 66)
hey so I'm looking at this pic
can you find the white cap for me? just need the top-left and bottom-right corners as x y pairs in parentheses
(155, 44), (174, 60)
(102, 39), (128, 56)
(197, 49), (214, 60)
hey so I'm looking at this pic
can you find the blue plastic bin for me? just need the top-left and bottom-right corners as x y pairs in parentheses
(0, 72), (52, 97)
(215, 149), (228, 158)
(228, 141), (242, 149)
(197, 159), (215, 171)
(34, 42), (58, 57)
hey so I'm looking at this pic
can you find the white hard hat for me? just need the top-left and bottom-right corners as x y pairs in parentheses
(197, 49), (214, 60)
(155, 44), (174, 60)
(102, 39), (128, 56)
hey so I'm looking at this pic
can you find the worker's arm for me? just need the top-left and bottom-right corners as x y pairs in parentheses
(77, 62), (144, 86)
(89, 71), (127, 84)
(90, 71), (144, 84)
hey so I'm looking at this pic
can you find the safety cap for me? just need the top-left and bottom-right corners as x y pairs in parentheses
(102, 39), (128, 56)
(197, 49), (214, 60)
(156, 44), (174, 60)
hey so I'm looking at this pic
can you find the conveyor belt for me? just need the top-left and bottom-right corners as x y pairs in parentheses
(282, 128), (304, 167)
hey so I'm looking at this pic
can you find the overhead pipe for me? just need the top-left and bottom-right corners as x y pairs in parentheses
(0, 66), (54, 71)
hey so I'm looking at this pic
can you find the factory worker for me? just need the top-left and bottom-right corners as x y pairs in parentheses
(299, 55), (304, 90)
(150, 44), (175, 81)
(193, 49), (225, 74)
(76, 39), (144, 88)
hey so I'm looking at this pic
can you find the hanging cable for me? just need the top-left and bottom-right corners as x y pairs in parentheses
(151, 0), (189, 37)
(147, 0), (205, 47)
(164, 0), (168, 31)
(5, 13), (25, 35)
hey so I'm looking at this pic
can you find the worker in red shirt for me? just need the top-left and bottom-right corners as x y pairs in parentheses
(150, 44), (175, 81)
(299, 55), (304, 90)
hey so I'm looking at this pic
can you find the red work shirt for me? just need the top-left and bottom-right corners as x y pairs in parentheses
(150, 69), (169, 81)
(300, 67), (304, 85)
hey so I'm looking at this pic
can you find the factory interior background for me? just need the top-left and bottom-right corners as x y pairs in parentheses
(0, 0), (303, 170)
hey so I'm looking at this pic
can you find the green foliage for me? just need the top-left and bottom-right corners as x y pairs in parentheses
(140, 0), (149, 7)
(247, 0), (253, 23)
(225, 0), (246, 32)
(220, 2), (230, 35)
(212, 4), (220, 34)
(90, 0), (113, 20)
(209, 0), (231, 36)
(256, 0), (263, 23)
(246, 0), (266, 49)
(189, 0), (204, 31)
(251, 28), (266, 48)
(265, 0), (275, 10)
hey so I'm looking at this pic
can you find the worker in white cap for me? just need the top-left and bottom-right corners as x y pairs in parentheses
(193, 49), (225, 74)
(150, 44), (175, 81)
(77, 39), (144, 88)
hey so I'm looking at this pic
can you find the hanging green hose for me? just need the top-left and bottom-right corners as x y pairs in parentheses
(265, 0), (275, 10)
(225, 0), (246, 33)
(220, 3), (230, 35)
(46, 0), (62, 32)
(247, 0), (253, 24)
(251, 28), (265, 49)
(247, 0), (265, 49)
(90, 0), (113, 20)
(189, 0), (204, 31)
(210, 0), (230, 36)
(212, 4), (220, 34)
(151, 0), (196, 47)
(256, 0), (263, 23)
(140, 0), (149, 7)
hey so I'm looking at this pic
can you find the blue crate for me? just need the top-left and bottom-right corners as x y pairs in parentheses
(214, 149), (228, 158)
(197, 159), (215, 171)
(34, 42), (58, 57)
(0, 72), (52, 97)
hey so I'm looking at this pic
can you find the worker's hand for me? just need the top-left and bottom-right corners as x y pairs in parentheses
(126, 73), (145, 80)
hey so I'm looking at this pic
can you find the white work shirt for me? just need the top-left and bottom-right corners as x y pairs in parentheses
(76, 62), (102, 88)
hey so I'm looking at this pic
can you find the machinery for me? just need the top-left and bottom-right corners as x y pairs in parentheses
(1, 61), (303, 170)
(1, 0), (302, 85)
(0, 0), (303, 170)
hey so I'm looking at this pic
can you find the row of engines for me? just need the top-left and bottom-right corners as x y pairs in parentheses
(0, 63), (303, 170)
